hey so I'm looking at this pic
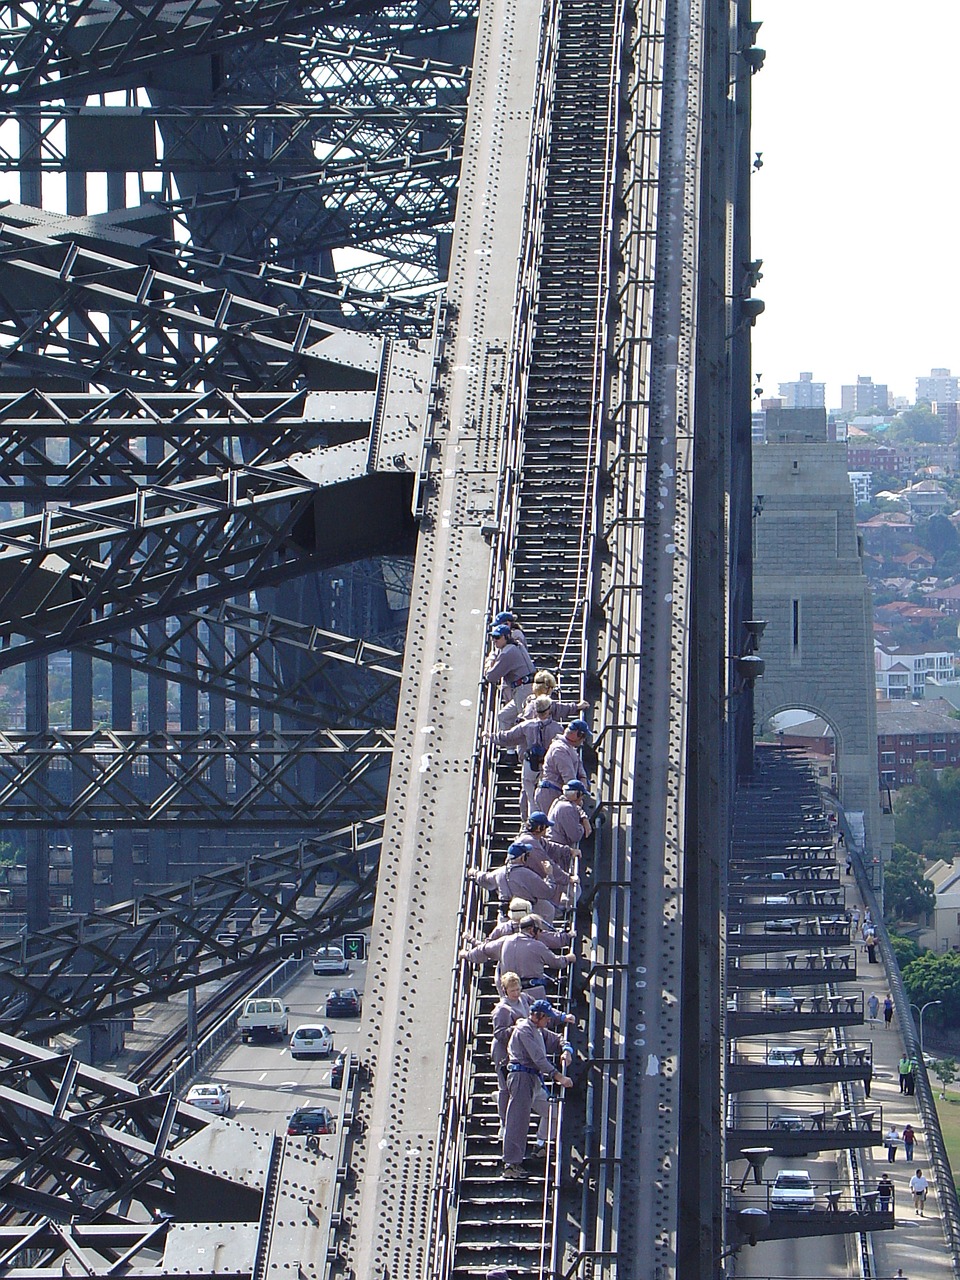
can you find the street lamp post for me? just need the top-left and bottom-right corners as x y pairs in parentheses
(910, 999), (943, 1058)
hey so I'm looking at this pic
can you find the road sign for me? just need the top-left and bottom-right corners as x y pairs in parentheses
(343, 934), (366, 962)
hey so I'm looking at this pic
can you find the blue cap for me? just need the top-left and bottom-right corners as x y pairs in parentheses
(563, 779), (589, 793)
(490, 623), (511, 638)
(528, 811), (551, 827)
(568, 719), (590, 737)
(494, 611), (515, 624)
(506, 842), (528, 859)
(529, 998), (564, 1020)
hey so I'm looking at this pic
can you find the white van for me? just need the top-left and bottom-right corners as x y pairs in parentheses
(237, 997), (289, 1043)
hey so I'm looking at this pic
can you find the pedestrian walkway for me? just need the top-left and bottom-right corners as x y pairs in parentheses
(840, 842), (955, 1280)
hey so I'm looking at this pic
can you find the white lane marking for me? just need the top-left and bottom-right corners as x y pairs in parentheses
(236, 1101), (245, 1112)
(278, 1081), (298, 1091)
(258, 1072), (267, 1082)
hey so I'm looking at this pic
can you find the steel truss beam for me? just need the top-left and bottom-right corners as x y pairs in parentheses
(166, 146), (460, 263)
(0, 218), (389, 392)
(0, 467), (332, 665)
(0, 725), (393, 826)
(0, 386), (413, 501)
(99, 602), (402, 727)
(0, 0), (382, 103)
(0, 1222), (188, 1278)
(2, 101), (466, 172)
(0, 822), (382, 1033)
(0, 204), (441, 337)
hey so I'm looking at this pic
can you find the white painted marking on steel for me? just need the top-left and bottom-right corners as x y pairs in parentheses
(421, 725), (435, 733)
(665, 544), (676, 554)
(418, 753), (432, 773)
(646, 1055), (661, 1076)
(664, 594), (673, 602)
(442, 519), (450, 528)
(460, 699), (473, 707)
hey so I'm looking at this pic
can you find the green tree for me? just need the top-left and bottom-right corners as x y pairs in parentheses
(888, 405), (944, 443)
(883, 844), (935, 921)
(921, 514), (960, 560)
(931, 1056), (958, 1099)
(895, 768), (960, 854)
(902, 951), (960, 1025)
(920, 830), (960, 863)
(889, 934), (922, 969)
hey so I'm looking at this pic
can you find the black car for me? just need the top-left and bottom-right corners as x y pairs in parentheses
(325, 987), (362, 1017)
(331, 1050), (349, 1088)
(287, 1105), (336, 1136)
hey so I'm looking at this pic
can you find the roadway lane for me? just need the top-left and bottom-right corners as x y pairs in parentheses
(191, 953), (368, 1135)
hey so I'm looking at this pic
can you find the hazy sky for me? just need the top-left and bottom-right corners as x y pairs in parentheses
(751, 2), (960, 409)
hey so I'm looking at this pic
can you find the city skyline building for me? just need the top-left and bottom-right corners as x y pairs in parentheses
(917, 367), (960, 404)
(777, 370), (825, 408)
(841, 374), (889, 414)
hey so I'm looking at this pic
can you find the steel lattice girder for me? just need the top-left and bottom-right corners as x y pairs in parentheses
(1, 101), (466, 171)
(0, 217), (391, 392)
(0, 205), (441, 337)
(98, 602), (402, 727)
(0, 387), (409, 501)
(0, 822), (382, 1033)
(0, 461), (421, 666)
(0, 725), (394, 826)
(0, 1024), (285, 1223)
(166, 145), (460, 263)
(0, 1222), (192, 1278)
(0, 0), (385, 102)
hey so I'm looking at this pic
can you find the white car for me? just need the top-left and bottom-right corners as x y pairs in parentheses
(770, 1169), (815, 1211)
(763, 986), (795, 1012)
(290, 1023), (335, 1059)
(766, 1045), (804, 1066)
(312, 946), (350, 976)
(185, 1083), (231, 1116)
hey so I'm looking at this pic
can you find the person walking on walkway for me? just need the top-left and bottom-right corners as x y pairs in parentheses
(909, 1168), (929, 1215)
(899, 1053), (912, 1093)
(877, 1173), (894, 1213)
(902, 1122), (916, 1162)
(883, 994), (894, 1028)
(884, 1125), (900, 1162)
(867, 992), (880, 1022)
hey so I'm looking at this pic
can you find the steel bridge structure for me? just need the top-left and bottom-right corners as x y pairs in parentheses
(0, 0), (758, 1278)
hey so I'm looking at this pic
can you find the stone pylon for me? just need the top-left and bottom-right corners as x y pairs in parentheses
(753, 408), (891, 859)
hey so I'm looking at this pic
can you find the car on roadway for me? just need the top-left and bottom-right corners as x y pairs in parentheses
(287, 1105), (336, 1137)
(290, 1023), (334, 1059)
(770, 1169), (816, 1211)
(312, 945), (350, 976)
(763, 918), (801, 933)
(185, 1083), (231, 1116)
(766, 1045), (804, 1066)
(762, 986), (795, 1013)
(330, 1050), (352, 1088)
(325, 987), (362, 1018)
(770, 1114), (806, 1133)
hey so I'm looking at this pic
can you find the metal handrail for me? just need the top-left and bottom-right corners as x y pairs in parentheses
(853, 850), (960, 1280)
